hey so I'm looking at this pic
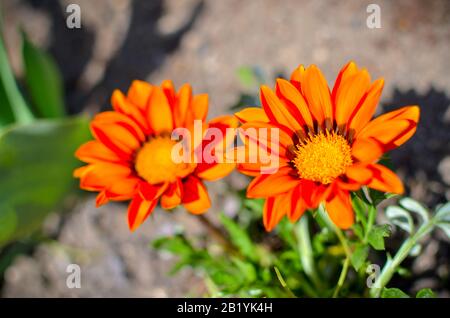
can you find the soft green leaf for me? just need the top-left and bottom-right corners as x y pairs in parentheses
(0, 31), (33, 125)
(381, 288), (410, 298)
(352, 195), (368, 229)
(416, 288), (435, 298)
(22, 31), (65, 118)
(386, 206), (414, 233)
(436, 222), (450, 238)
(435, 202), (450, 221)
(219, 213), (257, 261)
(399, 198), (429, 223)
(367, 224), (391, 250)
(0, 116), (90, 246)
(236, 66), (264, 88)
(351, 244), (369, 271)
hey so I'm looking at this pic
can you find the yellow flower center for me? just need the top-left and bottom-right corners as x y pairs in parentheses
(292, 131), (352, 184)
(135, 136), (196, 184)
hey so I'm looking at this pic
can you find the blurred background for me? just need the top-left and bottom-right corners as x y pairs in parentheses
(0, 0), (449, 297)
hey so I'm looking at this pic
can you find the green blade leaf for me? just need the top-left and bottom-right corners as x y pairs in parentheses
(386, 205), (414, 233)
(0, 116), (90, 247)
(381, 287), (410, 298)
(367, 224), (391, 250)
(0, 30), (33, 125)
(22, 31), (65, 118)
(351, 244), (369, 271)
(416, 288), (435, 298)
(219, 212), (257, 262)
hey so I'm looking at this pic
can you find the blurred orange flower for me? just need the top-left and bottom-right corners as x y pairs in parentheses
(236, 62), (420, 231)
(74, 80), (237, 231)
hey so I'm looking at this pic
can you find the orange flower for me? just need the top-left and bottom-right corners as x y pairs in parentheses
(235, 62), (419, 231)
(75, 80), (237, 231)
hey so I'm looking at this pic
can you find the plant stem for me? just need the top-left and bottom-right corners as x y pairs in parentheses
(294, 216), (322, 290)
(196, 214), (236, 254)
(369, 220), (434, 298)
(317, 205), (352, 297)
(332, 257), (350, 298)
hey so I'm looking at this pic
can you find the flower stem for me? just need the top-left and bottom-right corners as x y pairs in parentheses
(294, 216), (322, 290)
(317, 205), (352, 297)
(369, 220), (434, 298)
(197, 214), (237, 254)
(333, 256), (350, 298)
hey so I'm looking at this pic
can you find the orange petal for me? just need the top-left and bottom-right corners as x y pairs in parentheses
(147, 86), (174, 133)
(334, 69), (371, 127)
(325, 189), (354, 229)
(106, 177), (140, 200)
(182, 176), (211, 214)
(128, 195), (158, 232)
(247, 166), (299, 198)
(263, 195), (287, 232)
(78, 162), (132, 191)
(346, 164), (373, 184)
(196, 162), (236, 181)
(75, 140), (122, 163)
(357, 106), (420, 151)
(173, 83), (192, 127)
(96, 191), (109, 207)
(290, 64), (305, 89)
(161, 80), (176, 106)
(351, 138), (383, 163)
(184, 91), (208, 126)
(111, 90), (150, 134)
(235, 107), (269, 123)
(161, 179), (183, 209)
(127, 80), (153, 111)
(287, 185), (307, 222)
(331, 61), (358, 102)
(275, 78), (314, 129)
(348, 79), (384, 134)
(260, 85), (302, 133)
(93, 111), (146, 142)
(300, 65), (333, 125)
(367, 164), (404, 194)
(234, 146), (289, 176)
(239, 121), (293, 158)
(138, 182), (168, 201)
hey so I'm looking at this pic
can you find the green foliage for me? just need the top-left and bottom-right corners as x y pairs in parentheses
(367, 224), (391, 251)
(350, 244), (369, 271)
(381, 287), (436, 298)
(416, 288), (435, 298)
(0, 30), (33, 127)
(219, 213), (258, 262)
(381, 287), (409, 298)
(0, 117), (90, 247)
(22, 31), (65, 118)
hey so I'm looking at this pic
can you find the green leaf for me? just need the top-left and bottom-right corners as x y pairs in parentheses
(236, 66), (264, 89)
(436, 222), (450, 239)
(22, 31), (65, 118)
(386, 206), (414, 233)
(219, 213), (257, 261)
(367, 224), (391, 250)
(416, 288), (435, 298)
(351, 244), (369, 271)
(0, 30), (33, 126)
(436, 202), (450, 221)
(399, 198), (429, 223)
(381, 287), (410, 298)
(0, 116), (90, 246)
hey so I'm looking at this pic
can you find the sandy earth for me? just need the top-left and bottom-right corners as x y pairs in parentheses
(1, 0), (449, 297)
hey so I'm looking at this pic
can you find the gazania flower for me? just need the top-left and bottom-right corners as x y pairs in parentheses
(75, 80), (237, 231)
(235, 62), (419, 231)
